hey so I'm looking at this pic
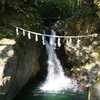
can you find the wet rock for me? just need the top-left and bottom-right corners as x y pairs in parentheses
(63, 15), (100, 67)
(52, 14), (100, 70)
(89, 81), (100, 100)
(52, 14), (100, 100)
(0, 38), (42, 100)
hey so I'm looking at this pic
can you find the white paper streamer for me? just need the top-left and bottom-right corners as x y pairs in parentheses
(50, 29), (56, 46)
(66, 38), (69, 46)
(67, 38), (69, 44)
(42, 35), (45, 45)
(76, 38), (81, 48)
(69, 38), (72, 46)
(28, 31), (31, 39)
(67, 38), (73, 47)
(35, 34), (38, 41)
(16, 27), (19, 35)
(42, 30), (46, 45)
(23, 30), (25, 36)
(58, 38), (61, 47)
(50, 37), (53, 45)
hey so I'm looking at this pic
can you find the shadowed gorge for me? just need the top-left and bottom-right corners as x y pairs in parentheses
(0, 0), (100, 100)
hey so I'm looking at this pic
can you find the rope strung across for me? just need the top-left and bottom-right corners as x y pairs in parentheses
(15, 26), (99, 38)
(15, 26), (99, 47)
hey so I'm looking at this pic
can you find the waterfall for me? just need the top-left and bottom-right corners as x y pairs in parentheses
(40, 30), (78, 93)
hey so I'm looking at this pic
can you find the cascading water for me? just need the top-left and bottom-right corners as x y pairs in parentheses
(14, 29), (88, 100)
(40, 29), (78, 93)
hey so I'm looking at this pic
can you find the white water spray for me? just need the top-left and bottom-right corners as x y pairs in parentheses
(40, 30), (78, 93)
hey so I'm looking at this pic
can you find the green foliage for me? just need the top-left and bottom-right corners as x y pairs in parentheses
(35, 0), (99, 19)
(20, 47), (27, 54)
(71, 66), (78, 71)
(37, 0), (72, 18)
(38, 0), (80, 17)
(0, 0), (5, 4)
(15, 1), (44, 32)
(0, 0), (99, 36)
(0, 32), (6, 39)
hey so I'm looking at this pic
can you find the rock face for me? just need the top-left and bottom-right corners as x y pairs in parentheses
(62, 15), (100, 99)
(89, 81), (100, 100)
(63, 15), (100, 100)
(0, 39), (16, 100)
(53, 14), (100, 99)
(63, 15), (100, 67)
(0, 1), (43, 99)
(53, 14), (100, 68)
(0, 37), (42, 100)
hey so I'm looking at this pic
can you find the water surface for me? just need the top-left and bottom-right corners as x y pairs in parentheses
(14, 79), (88, 100)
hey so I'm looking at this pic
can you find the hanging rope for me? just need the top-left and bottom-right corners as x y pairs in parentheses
(14, 25), (100, 48)
(15, 26), (99, 39)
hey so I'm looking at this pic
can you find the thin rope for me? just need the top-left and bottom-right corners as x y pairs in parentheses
(15, 26), (99, 38)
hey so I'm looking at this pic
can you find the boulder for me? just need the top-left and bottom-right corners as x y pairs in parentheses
(0, 1), (43, 99)
(89, 80), (100, 100)
(0, 37), (42, 100)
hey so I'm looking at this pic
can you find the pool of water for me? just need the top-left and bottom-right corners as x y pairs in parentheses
(14, 77), (88, 100)
(15, 90), (88, 100)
